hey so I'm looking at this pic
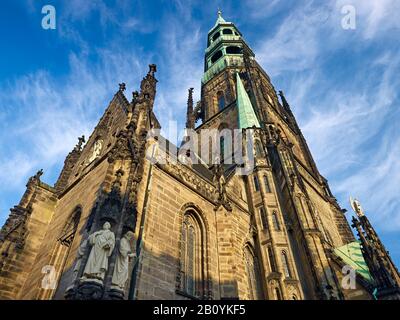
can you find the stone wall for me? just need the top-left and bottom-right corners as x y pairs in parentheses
(0, 185), (57, 299)
(19, 159), (110, 299)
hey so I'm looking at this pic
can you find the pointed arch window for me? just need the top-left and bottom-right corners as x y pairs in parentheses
(244, 246), (264, 300)
(272, 211), (280, 231)
(263, 176), (271, 193)
(217, 91), (225, 111)
(255, 140), (264, 157)
(281, 251), (292, 278)
(268, 247), (277, 272)
(275, 287), (282, 300)
(58, 210), (81, 246)
(259, 207), (268, 230)
(179, 210), (206, 298)
(253, 175), (260, 192)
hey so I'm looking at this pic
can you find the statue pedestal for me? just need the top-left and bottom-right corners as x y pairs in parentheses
(106, 288), (125, 300)
(75, 281), (104, 300)
(64, 286), (76, 300)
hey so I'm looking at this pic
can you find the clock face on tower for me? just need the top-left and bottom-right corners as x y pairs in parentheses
(87, 139), (103, 164)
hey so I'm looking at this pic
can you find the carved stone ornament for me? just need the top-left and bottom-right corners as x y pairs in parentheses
(213, 165), (232, 212)
(87, 139), (103, 164)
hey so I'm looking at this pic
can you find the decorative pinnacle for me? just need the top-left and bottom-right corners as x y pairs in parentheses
(188, 87), (194, 101)
(186, 88), (195, 130)
(35, 169), (44, 180)
(149, 64), (157, 76)
(112, 168), (124, 190)
(132, 90), (139, 103)
(75, 135), (85, 151)
(28, 169), (43, 186)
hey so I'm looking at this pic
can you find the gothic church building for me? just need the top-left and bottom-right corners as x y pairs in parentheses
(1, 13), (399, 300)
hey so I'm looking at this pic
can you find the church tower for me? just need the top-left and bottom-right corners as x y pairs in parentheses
(187, 11), (356, 299)
(1, 11), (399, 301)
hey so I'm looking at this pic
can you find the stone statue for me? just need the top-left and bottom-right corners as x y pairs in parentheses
(350, 196), (365, 217)
(82, 222), (115, 283)
(111, 231), (137, 291)
(28, 169), (43, 185)
(214, 165), (226, 201)
(87, 139), (103, 164)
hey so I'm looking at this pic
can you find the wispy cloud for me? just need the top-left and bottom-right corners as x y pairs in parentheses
(0, 0), (204, 224)
(0, 47), (146, 224)
(250, 0), (400, 234)
(254, 1), (331, 77)
(335, 0), (400, 39)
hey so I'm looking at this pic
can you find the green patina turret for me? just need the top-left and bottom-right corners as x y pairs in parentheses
(334, 241), (373, 282)
(202, 10), (255, 84)
(236, 72), (260, 129)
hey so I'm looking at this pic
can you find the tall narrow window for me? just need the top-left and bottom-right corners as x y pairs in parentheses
(255, 140), (264, 157)
(259, 207), (268, 230)
(268, 247), (277, 272)
(244, 246), (264, 300)
(272, 211), (280, 231)
(179, 211), (206, 298)
(263, 176), (271, 193)
(275, 287), (282, 300)
(220, 136), (225, 163)
(186, 226), (195, 295)
(253, 175), (260, 191)
(281, 251), (292, 278)
(217, 91), (225, 111)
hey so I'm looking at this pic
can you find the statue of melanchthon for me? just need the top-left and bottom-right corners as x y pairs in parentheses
(82, 222), (115, 283)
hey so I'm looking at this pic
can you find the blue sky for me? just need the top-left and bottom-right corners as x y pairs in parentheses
(0, 0), (399, 267)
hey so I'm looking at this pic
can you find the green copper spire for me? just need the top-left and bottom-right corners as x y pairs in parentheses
(236, 73), (260, 129)
(214, 9), (226, 26)
(334, 241), (373, 282)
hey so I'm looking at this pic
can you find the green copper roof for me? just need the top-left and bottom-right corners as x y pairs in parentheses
(236, 72), (260, 129)
(209, 10), (230, 32)
(334, 241), (372, 282)
(215, 10), (226, 24)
